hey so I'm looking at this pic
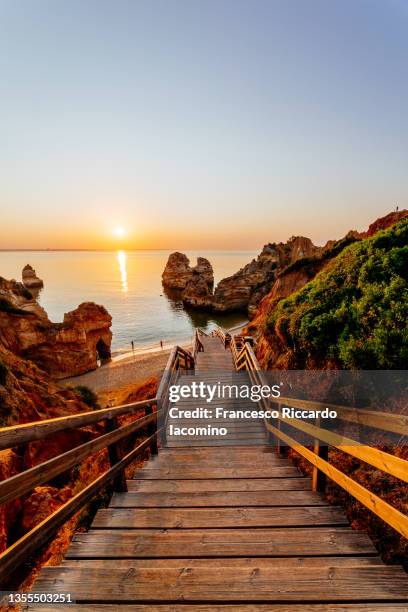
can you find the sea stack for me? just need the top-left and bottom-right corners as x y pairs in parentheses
(22, 264), (44, 289)
(162, 252), (214, 290)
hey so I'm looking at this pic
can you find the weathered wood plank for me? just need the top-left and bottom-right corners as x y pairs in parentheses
(0, 411), (157, 505)
(147, 458), (286, 468)
(157, 446), (275, 455)
(0, 432), (158, 582)
(266, 421), (408, 540)
(109, 490), (327, 508)
(32, 566), (408, 601)
(66, 527), (376, 558)
(0, 398), (154, 451)
(92, 506), (348, 528)
(25, 605), (408, 612)
(280, 415), (408, 483)
(61, 556), (384, 568)
(167, 432), (266, 444)
(137, 467), (299, 478)
(165, 440), (268, 448)
(127, 478), (310, 492)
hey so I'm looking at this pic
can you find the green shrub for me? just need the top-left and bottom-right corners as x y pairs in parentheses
(73, 385), (100, 409)
(266, 218), (408, 369)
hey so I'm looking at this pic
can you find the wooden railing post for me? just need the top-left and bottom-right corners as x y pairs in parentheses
(106, 417), (128, 492)
(275, 404), (282, 456)
(145, 403), (158, 455)
(311, 416), (328, 493)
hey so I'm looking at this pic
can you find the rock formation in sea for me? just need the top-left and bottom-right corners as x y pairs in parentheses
(182, 270), (213, 308)
(22, 264), (44, 289)
(0, 276), (112, 379)
(179, 210), (408, 317)
(181, 236), (320, 314)
(162, 252), (214, 290)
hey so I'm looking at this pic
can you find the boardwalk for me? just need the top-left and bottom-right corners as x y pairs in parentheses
(29, 332), (408, 609)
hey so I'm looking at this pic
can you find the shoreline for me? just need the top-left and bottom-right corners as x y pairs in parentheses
(64, 321), (248, 403)
(110, 320), (248, 363)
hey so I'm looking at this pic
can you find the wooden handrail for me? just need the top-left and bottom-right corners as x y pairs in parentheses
(269, 412), (408, 483)
(230, 341), (407, 436)
(212, 326), (231, 347)
(192, 329), (206, 359)
(0, 398), (155, 451)
(230, 334), (408, 538)
(0, 430), (160, 583)
(265, 420), (408, 539)
(0, 409), (162, 506)
(0, 343), (195, 583)
(271, 395), (408, 437)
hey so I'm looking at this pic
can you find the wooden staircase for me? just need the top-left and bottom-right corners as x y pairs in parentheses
(27, 331), (408, 609)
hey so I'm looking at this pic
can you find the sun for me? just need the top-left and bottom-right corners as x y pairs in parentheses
(113, 226), (126, 238)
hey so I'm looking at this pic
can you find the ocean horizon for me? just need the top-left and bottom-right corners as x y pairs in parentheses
(0, 250), (256, 351)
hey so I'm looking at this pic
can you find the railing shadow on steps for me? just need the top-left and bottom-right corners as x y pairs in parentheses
(0, 344), (195, 585)
(228, 331), (408, 543)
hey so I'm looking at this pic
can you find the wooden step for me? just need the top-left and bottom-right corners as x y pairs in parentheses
(65, 527), (376, 558)
(92, 506), (349, 528)
(61, 556), (385, 568)
(127, 478), (310, 492)
(32, 565), (408, 602)
(109, 490), (328, 508)
(165, 440), (269, 447)
(137, 466), (299, 478)
(25, 604), (408, 611)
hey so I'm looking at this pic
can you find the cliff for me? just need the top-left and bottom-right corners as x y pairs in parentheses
(0, 342), (103, 561)
(0, 273), (112, 379)
(215, 237), (320, 315)
(0, 340), (157, 588)
(252, 216), (408, 370)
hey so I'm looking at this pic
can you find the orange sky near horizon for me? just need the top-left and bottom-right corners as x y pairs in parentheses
(1, 201), (400, 252)
(0, 215), (363, 251)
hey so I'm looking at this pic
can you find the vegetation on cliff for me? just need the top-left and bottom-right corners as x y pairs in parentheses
(251, 217), (408, 567)
(262, 218), (408, 369)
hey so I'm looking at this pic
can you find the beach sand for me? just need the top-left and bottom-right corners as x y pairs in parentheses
(62, 344), (191, 406)
(61, 322), (247, 407)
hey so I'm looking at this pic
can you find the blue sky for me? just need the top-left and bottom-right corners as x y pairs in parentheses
(0, 0), (407, 249)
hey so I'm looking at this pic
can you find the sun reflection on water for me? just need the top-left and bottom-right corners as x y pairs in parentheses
(117, 250), (128, 292)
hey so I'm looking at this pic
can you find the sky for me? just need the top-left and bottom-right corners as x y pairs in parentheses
(0, 0), (407, 250)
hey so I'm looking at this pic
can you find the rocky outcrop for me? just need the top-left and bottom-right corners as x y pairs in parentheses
(364, 209), (408, 237)
(246, 211), (408, 368)
(182, 271), (213, 308)
(22, 264), (43, 289)
(162, 252), (192, 289)
(0, 341), (108, 569)
(182, 236), (320, 313)
(162, 252), (214, 290)
(193, 257), (214, 286)
(0, 276), (112, 379)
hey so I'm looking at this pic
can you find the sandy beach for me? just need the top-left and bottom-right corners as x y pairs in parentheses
(62, 322), (247, 405)
(62, 344), (190, 404)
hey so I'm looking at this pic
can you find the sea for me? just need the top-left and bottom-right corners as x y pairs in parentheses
(0, 251), (256, 352)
